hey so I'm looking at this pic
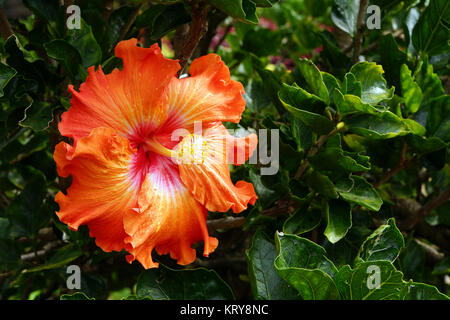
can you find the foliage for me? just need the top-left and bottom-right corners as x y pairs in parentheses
(0, 0), (449, 300)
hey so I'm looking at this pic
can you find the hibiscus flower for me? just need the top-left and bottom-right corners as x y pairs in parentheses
(53, 38), (258, 269)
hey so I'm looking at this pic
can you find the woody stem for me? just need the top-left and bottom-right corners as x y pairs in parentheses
(177, 2), (209, 75)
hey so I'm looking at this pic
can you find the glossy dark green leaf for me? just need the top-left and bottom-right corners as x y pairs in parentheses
(44, 39), (83, 79)
(345, 111), (410, 139)
(274, 233), (340, 300)
(321, 72), (341, 103)
(336, 175), (382, 211)
(400, 64), (422, 113)
(0, 62), (17, 97)
(297, 59), (330, 104)
(283, 208), (321, 235)
(406, 135), (447, 154)
(136, 266), (234, 300)
(208, 0), (259, 24)
(399, 239), (426, 282)
(401, 283), (450, 300)
(331, 0), (359, 36)
(426, 95), (450, 141)
(349, 62), (394, 105)
(342, 72), (361, 97)
(243, 79), (272, 112)
(333, 89), (381, 116)
(310, 135), (371, 172)
(5, 172), (49, 236)
(317, 31), (351, 75)
(19, 101), (54, 131)
(103, 6), (136, 53)
(66, 19), (102, 68)
(305, 170), (339, 199)
(324, 199), (352, 244)
(279, 86), (334, 135)
(415, 59), (445, 103)
(356, 218), (404, 263)
(336, 260), (406, 300)
(412, 0), (450, 56)
(149, 4), (191, 40)
(23, 0), (64, 36)
(379, 34), (407, 90)
(249, 169), (288, 209)
(247, 230), (300, 299)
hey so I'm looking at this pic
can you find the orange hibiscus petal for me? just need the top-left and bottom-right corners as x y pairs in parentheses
(224, 126), (258, 166)
(174, 123), (257, 214)
(123, 154), (218, 269)
(161, 54), (246, 132)
(59, 39), (180, 145)
(54, 127), (138, 252)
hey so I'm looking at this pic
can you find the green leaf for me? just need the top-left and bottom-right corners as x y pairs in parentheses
(279, 84), (334, 135)
(247, 230), (300, 299)
(310, 135), (371, 172)
(5, 172), (49, 236)
(336, 260), (449, 300)
(249, 169), (288, 209)
(333, 89), (381, 116)
(317, 31), (351, 74)
(401, 283), (450, 300)
(321, 72), (341, 103)
(60, 292), (94, 300)
(324, 199), (352, 244)
(349, 62), (395, 105)
(356, 218), (405, 263)
(331, 0), (359, 37)
(379, 34), (407, 90)
(297, 59), (330, 104)
(243, 79), (272, 112)
(345, 111), (410, 139)
(208, 0), (259, 24)
(336, 260), (406, 300)
(403, 119), (426, 136)
(342, 72), (362, 97)
(432, 257), (450, 275)
(19, 101), (54, 131)
(415, 59), (445, 103)
(412, 0), (450, 56)
(253, 61), (285, 114)
(305, 170), (339, 199)
(406, 135), (447, 154)
(103, 6), (136, 53)
(426, 95), (450, 140)
(23, 0), (64, 36)
(0, 62), (17, 97)
(44, 40), (83, 79)
(243, 29), (283, 57)
(399, 239), (426, 282)
(283, 208), (321, 235)
(336, 175), (382, 211)
(66, 19), (102, 68)
(274, 233), (340, 300)
(27, 243), (83, 273)
(138, 3), (191, 41)
(136, 265), (234, 300)
(400, 64), (422, 113)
